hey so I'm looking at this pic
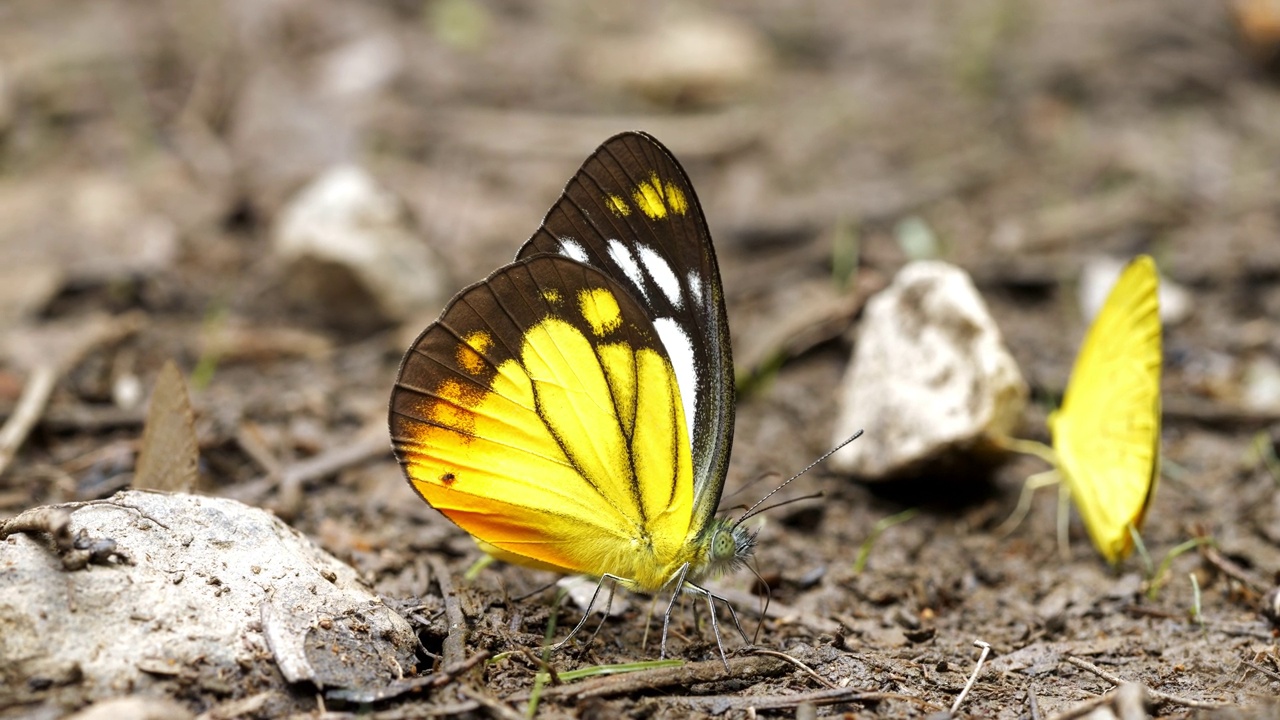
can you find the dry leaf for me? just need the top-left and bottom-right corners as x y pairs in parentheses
(133, 360), (199, 492)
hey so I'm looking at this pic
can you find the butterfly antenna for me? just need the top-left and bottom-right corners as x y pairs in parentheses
(734, 430), (864, 526)
(722, 469), (783, 505)
(744, 492), (824, 520)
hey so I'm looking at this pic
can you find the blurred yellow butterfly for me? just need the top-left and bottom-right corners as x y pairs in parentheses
(388, 132), (755, 664)
(1000, 255), (1162, 563)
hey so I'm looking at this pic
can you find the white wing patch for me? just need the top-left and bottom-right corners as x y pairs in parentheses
(558, 237), (589, 263)
(654, 316), (698, 448)
(638, 245), (682, 309)
(607, 239), (649, 302)
(687, 271), (703, 305)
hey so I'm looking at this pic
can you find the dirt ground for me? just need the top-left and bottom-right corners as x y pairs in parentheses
(4, 0), (1280, 717)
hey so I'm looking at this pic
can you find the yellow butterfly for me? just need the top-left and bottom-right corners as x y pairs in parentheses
(389, 132), (755, 663)
(1001, 255), (1162, 563)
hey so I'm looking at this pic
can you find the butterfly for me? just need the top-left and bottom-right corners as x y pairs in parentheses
(997, 255), (1163, 563)
(389, 132), (756, 663)
(1050, 255), (1162, 563)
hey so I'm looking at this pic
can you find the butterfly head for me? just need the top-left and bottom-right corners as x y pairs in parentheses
(694, 517), (758, 583)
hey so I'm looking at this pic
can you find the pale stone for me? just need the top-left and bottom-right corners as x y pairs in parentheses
(830, 261), (1027, 479)
(274, 165), (449, 327)
(580, 14), (772, 106)
(0, 491), (418, 712)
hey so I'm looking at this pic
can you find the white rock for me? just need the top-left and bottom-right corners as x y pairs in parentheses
(274, 165), (449, 325)
(580, 15), (772, 106)
(830, 261), (1027, 479)
(65, 697), (194, 720)
(0, 491), (417, 711)
(317, 33), (404, 102)
(1242, 355), (1280, 412)
(558, 575), (631, 618)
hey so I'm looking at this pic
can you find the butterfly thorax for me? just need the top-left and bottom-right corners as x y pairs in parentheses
(596, 517), (754, 594)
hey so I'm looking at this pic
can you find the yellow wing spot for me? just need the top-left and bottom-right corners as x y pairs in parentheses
(631, 173), (688, 220)
(606, 195), (631, 217)
(664, 182), (688, 215)
(456, 331), (492, 375)
(633, 176), (668, 219)
(464, 330), (492, 353)
(579, 287), (623, 337)
(542, 288), (562, 305)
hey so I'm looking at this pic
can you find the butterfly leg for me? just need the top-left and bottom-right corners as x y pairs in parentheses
(717, 591), (752, 646)
(552, 574), (620, 652)
(658, 564), (691, 660)
(994, 469), (1060, 538)
(1057, 481), (1072, 561)
(639, 592), (661, 653)
(687, 582), (751, 671)
(702, 587), (729, 671)
(584, 579), (619, 649)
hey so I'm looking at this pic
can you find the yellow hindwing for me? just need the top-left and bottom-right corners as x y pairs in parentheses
(1049, 256), (1162, 563)
(390, 257), (704, 591)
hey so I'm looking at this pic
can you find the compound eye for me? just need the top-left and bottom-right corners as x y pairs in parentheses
(713, 529), (734, 559)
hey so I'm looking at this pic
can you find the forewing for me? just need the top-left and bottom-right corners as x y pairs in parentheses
(390, 255), (695, 578)
(518, 132), (734, 528)
(1051, 256), (1162, 563)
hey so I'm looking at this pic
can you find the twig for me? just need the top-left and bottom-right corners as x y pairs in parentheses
(1197, 536), (1267, 594)
(457, 685), (526, 720)
(675, 687), (943, 713)
(233, 422), (283, 477)
(747, 648), (836, 689)
(0, 506), (73, 549)
(951, 640), (992, 714)
(1240, 659), (1280, 684)
(0, 313), (144, 480)
(428, 557), (468, 669)
(277, 421), (388, 512)
(1063, 655), (1229, 709)
(513, 655), (788, 703)
(2, 404), (146, 432)
(0, 367), (58, 479)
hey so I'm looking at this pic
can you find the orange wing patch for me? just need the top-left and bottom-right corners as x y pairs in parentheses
(456, 331), (492, 375)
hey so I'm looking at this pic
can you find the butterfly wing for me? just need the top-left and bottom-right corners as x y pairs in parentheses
(1050, 255), (1162, 563)
(517, 132), (734, 533)
(390, 255), (702, 591)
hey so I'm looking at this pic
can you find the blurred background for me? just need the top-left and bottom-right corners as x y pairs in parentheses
(3, 0), (1280, 713)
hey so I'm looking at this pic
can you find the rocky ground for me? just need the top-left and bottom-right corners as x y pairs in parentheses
(3, 1), (1280, 717)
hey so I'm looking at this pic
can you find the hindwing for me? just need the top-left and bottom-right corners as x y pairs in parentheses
(390, 255), (702, 589)
(1050, 256), (1162, 563)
